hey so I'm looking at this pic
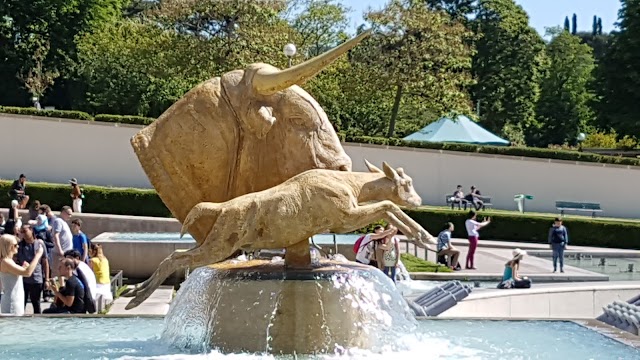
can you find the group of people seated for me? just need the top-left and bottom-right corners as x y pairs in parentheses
(450, 185), (485, 211)
(0, 200), (112, 315)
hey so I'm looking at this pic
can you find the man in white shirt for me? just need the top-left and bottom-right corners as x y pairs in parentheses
(355, 225), (395, 268)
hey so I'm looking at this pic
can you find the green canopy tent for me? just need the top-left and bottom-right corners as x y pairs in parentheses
(403, 115), (510, 146)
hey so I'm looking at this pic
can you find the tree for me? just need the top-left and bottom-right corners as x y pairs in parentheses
(472, 0), (547, 145)
(572, 13), (577, 34)
(564, 16), (570, 32)
(592, 15), (598, 35)
(597, 0), (640, 136)
(289, 0), (351, 57)
(597, 17), (603, 34)
(0, 0), (125, 107)
(16, 37), (60, 102)
(421, 0), (476, 21)
(356, 0), (475, 137)
(535, 30), (596, 146)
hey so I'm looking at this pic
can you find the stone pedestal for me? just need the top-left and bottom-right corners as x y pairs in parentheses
(162, 260), (416, 354)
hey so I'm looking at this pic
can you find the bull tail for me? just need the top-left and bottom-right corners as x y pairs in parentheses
(180, 202), (222, 238)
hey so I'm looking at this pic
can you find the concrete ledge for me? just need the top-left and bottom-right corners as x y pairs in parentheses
(409, 272), (609, 282)
(440, 281), (640, 319)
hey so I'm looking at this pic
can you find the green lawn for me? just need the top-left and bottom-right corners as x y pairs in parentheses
(401, 253), (452, 273)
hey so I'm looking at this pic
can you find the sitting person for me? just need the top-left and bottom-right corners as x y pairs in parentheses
(64, 249), (97, 313)
(497, 248), (532, 289)
(464, 185), (484, 211)
(437, 222), (461, 270)
(43, 258), (85, 314)
(9, 174), (29, 209)
(89, 244), (113, 303)
(450, 185), (468, 209)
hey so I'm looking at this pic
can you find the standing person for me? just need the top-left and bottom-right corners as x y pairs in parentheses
(9, 174), (29, 209)
(46, 206), (74, 277)
(354, 225), (394, 268)
(437, 222), (461, 270)
(464, 211), (491, 270)
(0, 234), (44, 315)
(548, 218), (569, 273)
(71, 219), (89, 263)
(378, 225), (400, 282)
(17, 224), (49, 314)
(4, 200), (21, 235)
(90, 244), (113, 304)
(69, 178), (84, 213)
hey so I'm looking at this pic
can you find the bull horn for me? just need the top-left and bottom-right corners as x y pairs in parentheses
(253, 29), (372, 95)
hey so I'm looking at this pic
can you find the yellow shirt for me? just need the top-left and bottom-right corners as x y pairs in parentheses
(90, 257), (111, 284)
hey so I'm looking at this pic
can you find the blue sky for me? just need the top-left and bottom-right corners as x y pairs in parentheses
(343, 0), (622, 36)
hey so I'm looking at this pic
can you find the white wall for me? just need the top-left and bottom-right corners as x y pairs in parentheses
(2, 114), (639, 218)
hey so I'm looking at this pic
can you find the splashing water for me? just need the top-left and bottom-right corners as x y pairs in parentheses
(162, 260), (416, 354)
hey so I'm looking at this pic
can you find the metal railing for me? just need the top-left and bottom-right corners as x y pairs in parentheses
(398, 238), (438, 263)
(110, 270), (124, 297)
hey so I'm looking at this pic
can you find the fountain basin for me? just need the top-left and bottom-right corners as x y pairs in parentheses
(162, 259), (416, 354)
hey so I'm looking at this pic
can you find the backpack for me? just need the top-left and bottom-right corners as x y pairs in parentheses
(352, 235), (366, 254)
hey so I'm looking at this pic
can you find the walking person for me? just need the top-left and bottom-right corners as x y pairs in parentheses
(464, 211), (491, 270)
(548, 218), (569, 273)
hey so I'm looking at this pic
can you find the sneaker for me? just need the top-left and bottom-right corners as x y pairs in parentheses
(560, 269), (564, 273)
(553, 269), (557, 273)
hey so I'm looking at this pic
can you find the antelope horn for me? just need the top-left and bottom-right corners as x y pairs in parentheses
(252, 29), (372, 95)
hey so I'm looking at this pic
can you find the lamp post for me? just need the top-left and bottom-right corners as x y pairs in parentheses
(283, 43), (296, 68)
(577, 132), (586, 152)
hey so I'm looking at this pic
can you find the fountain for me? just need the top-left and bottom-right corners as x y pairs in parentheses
(123, 29), (435, 355)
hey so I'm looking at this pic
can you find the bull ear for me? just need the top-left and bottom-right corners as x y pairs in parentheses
(252, 29), (372, 95)
(396, 168), (405, 176)
(245, 106), (276, 139)
(382, 162), (399, 181)
(364, 159), (382, 173)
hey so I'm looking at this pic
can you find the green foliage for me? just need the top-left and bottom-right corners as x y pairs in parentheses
(289, 0), (351, 57)
(535, 30), (596, 147)
(358, 0), (475, 137)
(597, 0), (640, 137)
(345, 135), (640, 166)
(0, 180), (170, 218)
(400, 254), (453, 272)
(405, 208), (640, 249)
(0, 0), (126, 106)
(94, 114), (155, 125)
(0, 106), (93, 121)
(472, 0), (547, 145)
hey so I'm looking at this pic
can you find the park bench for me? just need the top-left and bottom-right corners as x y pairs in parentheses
(445, 194), (493, 210)
(555, 200), (603, 218)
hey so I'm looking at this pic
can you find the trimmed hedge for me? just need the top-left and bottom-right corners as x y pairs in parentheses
(0, 105), (93, 121)
(0, 106), (154, 126)
(0, 180), (170, 218)
(2, 106), (640, 167)
(346, 135), (640, 167)
(94, 114), (155, 126)
(2, 180), (638, 250)
(405, 208), (640, 250)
